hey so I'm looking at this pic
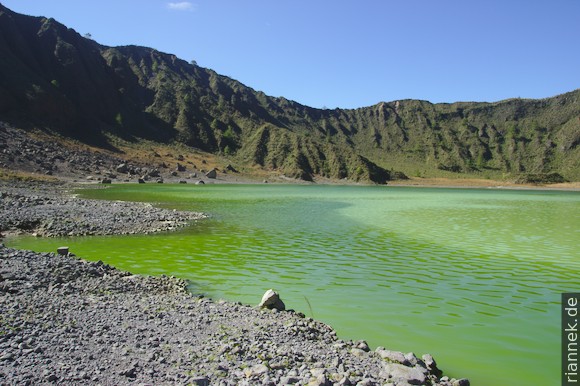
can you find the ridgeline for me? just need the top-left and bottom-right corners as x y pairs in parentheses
(1, 4), (578, 183)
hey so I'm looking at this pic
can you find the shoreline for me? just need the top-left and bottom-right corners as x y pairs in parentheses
(0, 180), (206, 238)
(0, 245), (468, 386)
(2, 123), (577, 193)
(0, 180), (470, 385)
(387, 177), (580, 191)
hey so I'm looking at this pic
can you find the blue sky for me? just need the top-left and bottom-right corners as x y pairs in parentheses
(2, 0), (579, 109)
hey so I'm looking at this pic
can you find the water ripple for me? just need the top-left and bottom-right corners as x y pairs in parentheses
(7, 185), (580, 386)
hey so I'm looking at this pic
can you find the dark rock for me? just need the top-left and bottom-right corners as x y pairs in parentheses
(116, 163), (128, 173)
(205, 169), (217, 179)
(100, 178), (112, 184)
(57, 247), (69, 256)
(225, 164), (238, 173)
(422, 353), (442, 377)
(138, 178), (146, 184)
(355, 340), (370, 352)
(190, 376), (209, 386)
(177, 163), (186, 172)
(119, 365), (137, 378)
(280, 376), (300, 385)
(196, 180), (205, 185)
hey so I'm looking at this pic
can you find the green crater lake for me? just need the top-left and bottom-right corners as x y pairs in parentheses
(7, 184), (580, 385)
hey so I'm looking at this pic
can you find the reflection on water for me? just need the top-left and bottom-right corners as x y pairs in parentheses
(7, 185), (580, 386)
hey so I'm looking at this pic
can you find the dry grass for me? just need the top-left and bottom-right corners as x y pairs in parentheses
(0, 168), (59, 182)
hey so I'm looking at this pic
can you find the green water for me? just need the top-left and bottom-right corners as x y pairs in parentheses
(7, 184), (580, 385)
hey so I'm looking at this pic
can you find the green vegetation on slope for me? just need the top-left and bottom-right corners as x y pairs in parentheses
(0, 4), (578, 182)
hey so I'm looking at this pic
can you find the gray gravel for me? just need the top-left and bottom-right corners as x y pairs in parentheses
(0, 246), (468, 386)
(0, 181), (206, 237)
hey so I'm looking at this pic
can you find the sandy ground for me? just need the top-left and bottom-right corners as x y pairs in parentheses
(387, 177), (580, 191)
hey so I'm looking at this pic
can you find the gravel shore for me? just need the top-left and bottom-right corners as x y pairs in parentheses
(0, 246), (469, 386)
(0, 181), (469, 385)
(0, 181), (206, 237)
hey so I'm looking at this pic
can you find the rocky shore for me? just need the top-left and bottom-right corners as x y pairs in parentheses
(0, 180), (206, 237)
(0, 181), (469, 385)
(0, 246), (468, 386)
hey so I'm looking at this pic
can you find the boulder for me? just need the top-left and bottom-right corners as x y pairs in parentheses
(259, 289), (286, 311)
(205, 169), (217, 179)
(309, 373), (331, 386)
(196, 180), (205, 185)
(382, 363), (427, 386)
(100, 178), (112, 184)
(116, 163), (128, 173)
(422, 354), (442, 377)
(190, 376), (209, 386)
(177, 163), (186, 172)
(376, 348), (408, 365)
(138, 178), (146, 184)
(57, 246), (69, 256)
(354, 340), (370, 352)
(225, 164), (238, 173)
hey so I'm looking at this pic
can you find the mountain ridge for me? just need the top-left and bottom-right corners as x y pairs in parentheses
(1, 4), (578, 182)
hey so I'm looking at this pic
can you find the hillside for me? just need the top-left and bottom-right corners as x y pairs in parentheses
(1, 4), (578, 183)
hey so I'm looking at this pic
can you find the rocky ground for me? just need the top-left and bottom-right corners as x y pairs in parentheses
(0, 122), (244, 185)
(0, 245), (469, 386)
(0, 180), (206, 237)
